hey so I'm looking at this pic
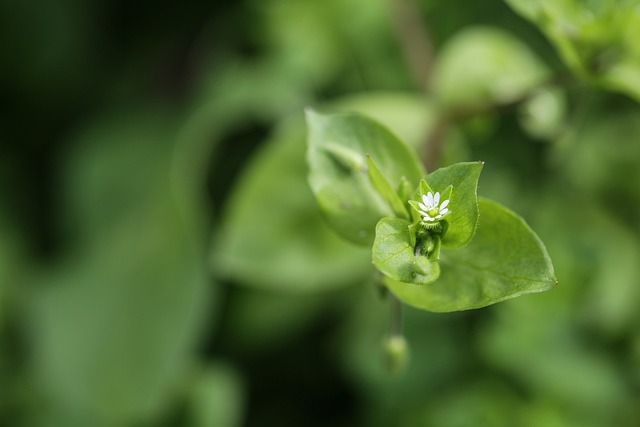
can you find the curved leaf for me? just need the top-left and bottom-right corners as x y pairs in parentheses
(386, 198), (556, 312)
(372, 218), (440, 286)
(213, 119), (371, 292)
(306, 110), (425, 245)
(431, 26), (549, 109)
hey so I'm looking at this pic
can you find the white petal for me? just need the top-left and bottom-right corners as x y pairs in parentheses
(434, 192), (440, 205)
(418, 202), (429, 211)
(418, 210), (429, 217)
(423, 215), (434, 221)
(425, 193), (434, 208)
(435, 214), (443, 219)
(439, 199), (449, 210)
(440, 208), (449, 215)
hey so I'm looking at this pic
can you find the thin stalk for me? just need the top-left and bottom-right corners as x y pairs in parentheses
(388, 293), (403, 338)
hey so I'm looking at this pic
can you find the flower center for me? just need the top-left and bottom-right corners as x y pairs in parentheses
(428, 207), (439, 217)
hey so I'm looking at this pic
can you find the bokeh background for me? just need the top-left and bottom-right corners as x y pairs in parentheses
(2, 0), (640, 426)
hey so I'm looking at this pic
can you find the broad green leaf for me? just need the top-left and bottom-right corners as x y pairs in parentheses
(431, 26), (549, 110)
(426, 162), (483, 248)
(367, 156), (409, 219)
(213, 118), (371, 291)
(26, 111), (212, 426)
(306, 110), (425, 245)
(373, 218), (440, 285)
(328, 93), (436, 151)
(385, 198), (556, 312)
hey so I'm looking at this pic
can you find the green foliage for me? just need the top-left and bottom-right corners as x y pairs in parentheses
(306, 110), (425, 245)
(185, 363), (245, 427)
(306, 111), (556, 311)
(23, 112), (212, 426)
(212, 119), (371, 292)
(3, 0), (640, 425)
(432, 26), (550, 109)
(505, 0), (640, 101)
(386, 198), (557, 312)
(212, 92), (437, 294)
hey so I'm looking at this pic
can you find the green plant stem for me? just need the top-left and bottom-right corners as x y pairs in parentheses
(389, 293), (403, 338)
(389, 0), (434, 92)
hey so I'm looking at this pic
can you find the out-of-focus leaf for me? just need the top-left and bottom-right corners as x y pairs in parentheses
(213, 92), (438, 292)
(579, 212), (640, 337)
(213, 118), (371, 292)
(25, 111), (212, 427)
(559, 107), (640, 224)
(386, 198), (556, 312)
(504, 0), (640, 101)
(263, 0), (344, 85)
(432, 26), (549, 110)
(328, 93), (436, 151)
(532, 189), (640, 338)
(0, 217), (14, 326)
(518, 87), (567, 139)
(306, 110), (425, 245)
(402, 379), (524, 427)
(221, 289), (333, 352)
(479, 295), (631, 421)
(185, 363), (244, 427)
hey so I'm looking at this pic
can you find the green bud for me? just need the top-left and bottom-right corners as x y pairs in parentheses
(383, 335), (410, 375)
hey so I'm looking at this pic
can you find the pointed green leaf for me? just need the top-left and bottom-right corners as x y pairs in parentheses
(426, 161), (483, 248)
(372, 218), (440, 285)
(306, 110), (425, 245)
(385, 198), (556, 312)
(367, 156), (409, 219)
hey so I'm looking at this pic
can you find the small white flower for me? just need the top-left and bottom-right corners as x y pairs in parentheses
(416, 191), (450, 222)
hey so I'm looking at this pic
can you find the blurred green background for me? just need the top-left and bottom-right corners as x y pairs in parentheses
(2, 0), (640, 426)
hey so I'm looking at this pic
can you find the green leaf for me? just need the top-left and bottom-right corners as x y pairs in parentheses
(431, 26), (549, 110)
(425, 161), (483, 248)
(385, 198), (556, 312)
(504, 0), (640, 101)
(327, 93), (436, 151)
(367, 156), (409, 219)
(517, 87), (566, 140)
(26, 111), (212, 425)
(185, 363), (245, 427)
(213, 119), (371, 291)
(372, 218), (440, 285)
(306, 110), (425, 245)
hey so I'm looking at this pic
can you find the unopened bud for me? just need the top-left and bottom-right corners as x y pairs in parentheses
(383, 335), (410, 375)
